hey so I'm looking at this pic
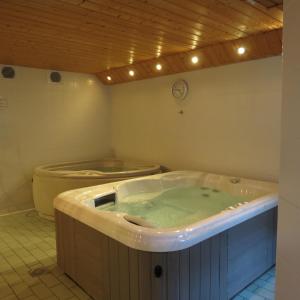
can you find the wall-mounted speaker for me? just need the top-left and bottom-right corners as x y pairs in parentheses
(50, 71), (62, 83)
(1, 66), (15, 79)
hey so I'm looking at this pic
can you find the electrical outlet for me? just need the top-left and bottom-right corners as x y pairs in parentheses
(0, 97), (8, 109)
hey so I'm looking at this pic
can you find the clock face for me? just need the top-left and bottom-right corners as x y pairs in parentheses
(172, 79), (188, 100)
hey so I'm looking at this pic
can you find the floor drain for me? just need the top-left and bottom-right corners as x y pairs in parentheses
(29, 267), (49, 277)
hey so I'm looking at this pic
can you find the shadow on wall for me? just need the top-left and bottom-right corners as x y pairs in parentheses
(0, 181), (33, 215)
(0, 133), (34, 214)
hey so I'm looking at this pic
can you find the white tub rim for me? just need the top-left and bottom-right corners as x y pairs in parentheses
(34, 158), (161, 179)
(54, 171), (278, 252)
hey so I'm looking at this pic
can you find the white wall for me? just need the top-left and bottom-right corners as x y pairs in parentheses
(0, 65), (111, 214)
(111, 57), (282, 182)
(276, 1), (300, 299)
(0, 57), (282, 215)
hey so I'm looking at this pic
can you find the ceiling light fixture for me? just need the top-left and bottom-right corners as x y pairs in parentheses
(106, 76), (112, 81)
(237, 47), (246, 55)
(156, 63), (162, 71)
(129, 70), (135, 77)
(191, 56), (199, 64)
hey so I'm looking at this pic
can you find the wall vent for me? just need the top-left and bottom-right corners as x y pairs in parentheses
(50, 71), (62, 83)
(1, 66), (15, 79)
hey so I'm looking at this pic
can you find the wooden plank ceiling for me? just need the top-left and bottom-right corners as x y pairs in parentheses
(0, 0), (283, 84)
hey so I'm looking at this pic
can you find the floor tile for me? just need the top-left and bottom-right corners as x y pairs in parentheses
(0, 283), (14, 298)
(31, 283), (53, 299)
(11, 282), (33, 298)
(234, 267), (276, 299)
(40, 274), (60, 288)
(0, 211), (90, 300)
(51, 284), (73, 299)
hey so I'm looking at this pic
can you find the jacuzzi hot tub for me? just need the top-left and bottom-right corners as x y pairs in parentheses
(54, 171), (278, 300)
(33, 159), (160, 219)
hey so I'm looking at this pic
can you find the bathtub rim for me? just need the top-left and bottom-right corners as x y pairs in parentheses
(34, 158), (161, 179)
(54, 171), (278, 252)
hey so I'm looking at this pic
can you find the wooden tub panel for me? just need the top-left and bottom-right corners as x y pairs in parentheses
(55, 208), (277, 300)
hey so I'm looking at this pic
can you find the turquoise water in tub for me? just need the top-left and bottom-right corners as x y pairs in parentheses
(97, 187), (252, 228)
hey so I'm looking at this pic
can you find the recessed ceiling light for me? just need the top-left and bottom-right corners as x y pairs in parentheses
(129, 70), (135, 77)
(156, 63), (162, 71)
(106, 76), (112, 81)
(237, 47), (246, 55)
(191, 56), (199, 64)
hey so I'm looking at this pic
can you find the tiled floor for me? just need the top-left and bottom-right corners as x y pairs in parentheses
(233, 268), (276, 300)
(0, 210), (275, 300)
(0, 210), (91, 300)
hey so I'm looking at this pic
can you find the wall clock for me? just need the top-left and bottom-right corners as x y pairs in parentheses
(172, 79), (188, 100)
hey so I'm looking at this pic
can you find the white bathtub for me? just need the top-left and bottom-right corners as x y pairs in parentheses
(33, 159), (161, 220)
(54, 170), (278, 252)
